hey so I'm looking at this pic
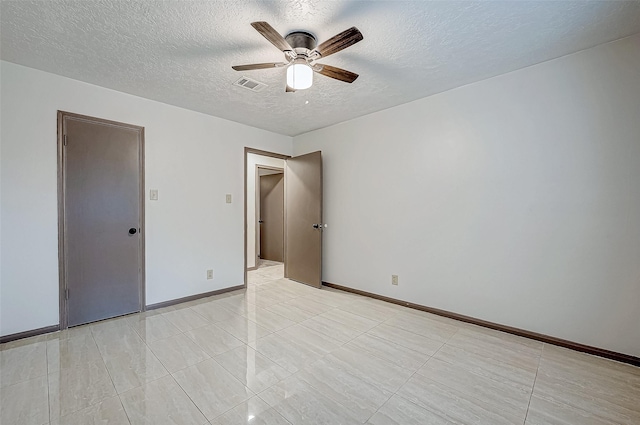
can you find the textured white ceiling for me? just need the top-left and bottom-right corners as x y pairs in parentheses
(2, 1), (640, 136)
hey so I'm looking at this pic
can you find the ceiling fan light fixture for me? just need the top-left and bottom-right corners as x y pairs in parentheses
(287, 61), (313, 90)
(233, 22), (363, 91)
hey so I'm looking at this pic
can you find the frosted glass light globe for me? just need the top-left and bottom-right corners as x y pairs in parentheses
(286, 63), (313, 90)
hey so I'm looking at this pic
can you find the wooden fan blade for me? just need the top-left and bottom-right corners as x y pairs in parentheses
(232, 62), (287, 71)
(251, 21), (293, 52)
(315, 64), (359, 83)
(315, 27), (363, 58)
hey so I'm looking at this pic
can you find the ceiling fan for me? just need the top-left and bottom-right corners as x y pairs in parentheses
(232, 21), (363, 92)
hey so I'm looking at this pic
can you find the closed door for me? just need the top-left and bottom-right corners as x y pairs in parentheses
(60, 112), (144, 327)
(260, 173), (284, 262)
(285, 151), (323, 288)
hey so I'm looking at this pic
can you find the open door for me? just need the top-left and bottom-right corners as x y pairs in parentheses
(285, 151), (323, 288)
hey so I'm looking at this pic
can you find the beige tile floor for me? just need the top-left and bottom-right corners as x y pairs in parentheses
(1, 264), (639, 424)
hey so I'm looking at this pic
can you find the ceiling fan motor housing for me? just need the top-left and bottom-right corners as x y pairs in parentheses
(285, 31), (317, 54)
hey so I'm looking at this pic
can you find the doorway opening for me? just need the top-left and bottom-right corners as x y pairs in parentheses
(244, 148), (324, 289)
(255, 165), (285, 286)
(245, 150), (288, 286)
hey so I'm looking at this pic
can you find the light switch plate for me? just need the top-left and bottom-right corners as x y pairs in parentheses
(150, 189), (158, 201)
(226, 194), (232, 203)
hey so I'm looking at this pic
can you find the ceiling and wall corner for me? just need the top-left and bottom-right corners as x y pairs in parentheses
(1, 1), (640, 136)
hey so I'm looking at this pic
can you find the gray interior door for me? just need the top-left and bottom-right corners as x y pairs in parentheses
(285, 151), (323, 288)
(62, 113), (143, 327)
(260, 173), (284, 262)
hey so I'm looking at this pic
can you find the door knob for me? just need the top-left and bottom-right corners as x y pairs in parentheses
(128, 228), (137, 235)
(258, 220), (264, 224)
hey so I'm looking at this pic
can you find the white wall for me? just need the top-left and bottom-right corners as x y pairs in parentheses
(246, 153), (285, 269)
(0, 63), (3, 322)
(0, 61), (292, 336)
(294, 35), (640, 357)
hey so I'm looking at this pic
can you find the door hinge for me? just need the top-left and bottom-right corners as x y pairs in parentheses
(63, 135), (67, 146)
(65, 288), (69, 300)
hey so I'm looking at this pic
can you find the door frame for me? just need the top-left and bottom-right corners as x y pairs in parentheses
(255, 165), (285, 266)
(244, 148), (290, 286)
(57, 111), (146, 329)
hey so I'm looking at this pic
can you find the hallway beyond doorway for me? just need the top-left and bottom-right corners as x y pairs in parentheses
(248, 261), (284, 287)
(257, 259), (282, 269)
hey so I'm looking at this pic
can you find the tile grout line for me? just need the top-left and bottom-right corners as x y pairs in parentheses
(297, 314), (372, 345)
(366, 322), (446, 354)
(254, 389), (294, 425)
(200, 351), (267, 423)
(90, 329), (133, 425)
(364, 339), (450, 423)
(362, 319), (455, 423)
(434, 328), (540, 392)
(164, 373), (211, 423)
(391, 326), (534, 424)
(379, 312), (458, 341)
(116, 393), (134, 425)
(522, 342), (543, 425)
(243, 308), (301, 333)
(169, 359), (233, 424)
(255, 295), (393, 422)
(349, 330), (435, 372)
(279, 345), (383, 424)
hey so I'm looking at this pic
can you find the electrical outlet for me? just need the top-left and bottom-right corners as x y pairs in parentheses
(206, 269), (214, 280)
(226, 194), (232, 203)
(150, 189), (158, 201)
(391, 275), (398, 285)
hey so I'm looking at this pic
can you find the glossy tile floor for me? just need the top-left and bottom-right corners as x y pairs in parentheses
(1, 265), (639, 424)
